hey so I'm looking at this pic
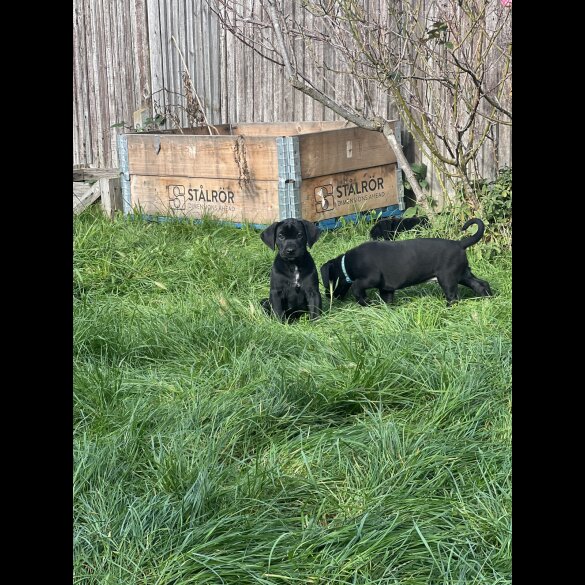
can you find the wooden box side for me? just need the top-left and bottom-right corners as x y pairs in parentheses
(126, 134), (279, 181)
(300, 164), (398, 223)
(228, 121), (350, 136)
(133, 120), (351, 137)
(129, 175), (280, 225)
(297, 127), (397, 179)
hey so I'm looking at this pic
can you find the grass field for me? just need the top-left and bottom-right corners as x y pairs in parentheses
(73, 209), (512, 584)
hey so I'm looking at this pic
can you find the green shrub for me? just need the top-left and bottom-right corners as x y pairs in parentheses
(478, 167), (512, 226)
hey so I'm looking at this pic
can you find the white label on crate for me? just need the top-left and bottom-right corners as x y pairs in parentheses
(346, 140), (353, 158)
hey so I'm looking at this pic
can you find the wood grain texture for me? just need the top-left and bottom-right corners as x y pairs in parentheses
(298, 127), (397, 179)
(130, 174), (280, 224)
(99, 177), (123, 217)
(74, 0), (511, 190)
(126, 134), (279, 180)
(73, 168), (120, 181)
(300, 164), (398, 222)
(73, 182), (101, 214)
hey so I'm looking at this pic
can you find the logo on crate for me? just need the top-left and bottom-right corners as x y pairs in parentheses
(314, 185), (334, 213)
(335, 176), (388, 207)
(168, 185), (186, 210)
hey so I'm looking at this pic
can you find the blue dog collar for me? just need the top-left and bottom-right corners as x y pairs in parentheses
(341, 254), (352, 283)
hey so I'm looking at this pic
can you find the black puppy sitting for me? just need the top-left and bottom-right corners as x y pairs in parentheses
(370, 215), (430, 240)
(260, 218), (322, 321)
(321, 218), (492, 306)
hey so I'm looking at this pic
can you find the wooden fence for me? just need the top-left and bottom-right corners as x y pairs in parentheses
(73, 0), (511, 199)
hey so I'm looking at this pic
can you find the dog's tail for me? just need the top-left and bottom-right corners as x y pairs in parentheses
(459, 218), (486, 249)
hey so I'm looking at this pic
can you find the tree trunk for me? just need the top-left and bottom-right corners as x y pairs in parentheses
(381, 122), (433, 216)
(266, 0), (434, 217)
(458, 164), (480, 212)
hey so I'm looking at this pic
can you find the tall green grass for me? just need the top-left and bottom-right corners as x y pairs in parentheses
(74, 209), (511, 584)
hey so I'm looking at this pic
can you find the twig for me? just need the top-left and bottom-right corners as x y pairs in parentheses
(171, 35), (219, 135)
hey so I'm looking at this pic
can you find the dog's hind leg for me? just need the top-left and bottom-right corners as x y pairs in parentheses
(461, 276), (492, 296)
(459, 268), (492, 297)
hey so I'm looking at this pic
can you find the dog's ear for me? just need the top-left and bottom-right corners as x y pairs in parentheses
(260, 222), (280, 250)
(302, 220), (320, 248)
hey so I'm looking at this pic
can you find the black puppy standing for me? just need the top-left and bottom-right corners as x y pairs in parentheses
(370, 216), (430, 240)
(321, 218), (492, 306)
(260, 218), (322, 321)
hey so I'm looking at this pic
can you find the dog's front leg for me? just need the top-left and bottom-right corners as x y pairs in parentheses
(269, 289), (287, 321)
(306, 290), (322, 319)
(352, 283), (373, 306)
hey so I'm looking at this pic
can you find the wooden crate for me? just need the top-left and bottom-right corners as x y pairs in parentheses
(73, 168), (122, 218)
(118, 121), (405, 227)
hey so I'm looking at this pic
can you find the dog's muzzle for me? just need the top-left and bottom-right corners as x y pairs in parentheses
(282, 248), (300, 259)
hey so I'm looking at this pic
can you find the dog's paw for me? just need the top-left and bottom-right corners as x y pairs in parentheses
(356, 298), (376, 307)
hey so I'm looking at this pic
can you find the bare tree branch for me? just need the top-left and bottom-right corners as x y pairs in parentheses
(209, 0), (511, 212)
